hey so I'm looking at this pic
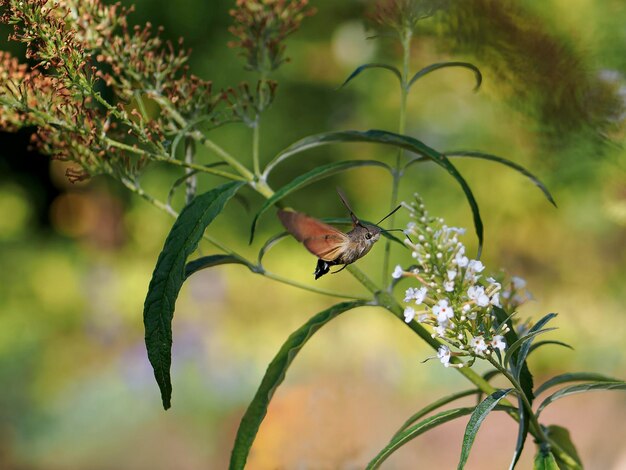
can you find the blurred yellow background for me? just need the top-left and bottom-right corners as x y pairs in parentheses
(0, 0), (625, 468)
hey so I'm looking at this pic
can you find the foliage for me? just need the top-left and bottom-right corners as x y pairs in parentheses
(1, 0), (624, 468)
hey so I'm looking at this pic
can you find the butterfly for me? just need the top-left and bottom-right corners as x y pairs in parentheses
(278, 190), (402, 279)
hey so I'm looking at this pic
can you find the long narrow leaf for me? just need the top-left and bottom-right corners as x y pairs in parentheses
(408, 61), (482, 91)
(184, 254), (254, 279)
(143, 181), (245, 410)
(535, 372), (621, 396)
(262, 130), (484, 255)
(229, 301), (368, 470)
(510, 395), (529, 470)
(536, 381), (626, 417)
(257, 232), (290, 267)
(393, 389), (480, 438)
(515, 313), (558, 372)
(458, 388), (513, 469)
(528, 340), (573, 356)
(250, 159), (392, 243)
(504, 328), (557, 369)
(445, 151), (555, 206)
(339, 63), (402, 88)
(368, 407), (475, 469)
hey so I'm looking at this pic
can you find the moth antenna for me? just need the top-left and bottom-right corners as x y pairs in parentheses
(376, 204), (402, 225)
(336, 187), (359, 226)
(380, 228), (413, 243)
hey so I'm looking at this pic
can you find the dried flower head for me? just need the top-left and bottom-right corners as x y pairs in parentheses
(0, 0), (225, 182)
(368, 0), (448, 39)
(393, 195), (533, 368)
(228, 0), (316, 72)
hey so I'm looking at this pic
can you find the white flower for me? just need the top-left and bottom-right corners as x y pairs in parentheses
(444, 280), (455, 292)
(491, 335), (506, 352)
(437, 345), (451, 367)
(433, 323), (448, 337)
(404, 307), (416, 323)
(432, 299), (454, 323)
(404, 286), (428, 305)
(455, 247), (469, 267)
(487, 277), (501, 290)
(417, 313), (429, 323)
(462, 303), (471, 313)
(490, 292), (501, 307)
(467, 285), (489, 306)
(447, 269), (457, 281)
(470, 336), (488, 355)
(467, 260), (485, 273)
(392, 265), (404, 279)
(511, 276), (526, 290)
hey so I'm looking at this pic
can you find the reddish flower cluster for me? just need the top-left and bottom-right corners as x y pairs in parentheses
(228, 0), (316, 72)
(0, 0), (222, 182)
(368, 0), (447, 37)
(225, 80), (278, 126)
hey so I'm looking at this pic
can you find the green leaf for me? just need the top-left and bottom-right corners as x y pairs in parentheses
(143, 181), (245, 410)
(514, 313), (558, 372)
(442, 150), (556, 207)
(263, 130), (484, 255)
(511, 395), (529, 470)
(257, 232), (290, 267)
(339, 63), (402, 88)
(458, 388), (513, 469)
(184, 254), (254, 279)
(408, 61), (482, 91)
(250, 159), (392, 243)
(537, 381), (626, 417)
(393, 389), (480, 438)
(535, 372), (622, 396)
(528, 340), (573, 356)
(504, 328), (558, 369)
(229, 301), (367, 470)
(368, 407), (475, 470)
(533, 450), (560, 470)
(493, 307), (534, 404)
(546, 425), (582, 469)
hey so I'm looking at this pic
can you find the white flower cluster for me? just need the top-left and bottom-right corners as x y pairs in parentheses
(392, 196), (531, 368)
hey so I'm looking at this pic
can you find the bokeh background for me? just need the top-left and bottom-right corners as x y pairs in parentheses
(1, 0), (625, 468)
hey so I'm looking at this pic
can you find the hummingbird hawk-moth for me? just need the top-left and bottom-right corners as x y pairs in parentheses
(277, 190), (402, 279)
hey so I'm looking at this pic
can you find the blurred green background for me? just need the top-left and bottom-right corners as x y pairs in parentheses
(1, 0), (625, 468)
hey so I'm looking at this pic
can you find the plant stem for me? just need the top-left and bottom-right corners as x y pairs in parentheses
(191, 130), (256, 181)
(382, 28), (412, 287)
(184, 137), (197, 204)
(263, 271), (371, 301)
(487, 357), (582, 469)
(150, 154), (246, 181)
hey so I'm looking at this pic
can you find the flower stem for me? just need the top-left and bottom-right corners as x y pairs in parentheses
(382, 28), (412, 287)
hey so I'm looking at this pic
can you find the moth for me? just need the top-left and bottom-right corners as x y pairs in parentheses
(277, 190), (402, 279)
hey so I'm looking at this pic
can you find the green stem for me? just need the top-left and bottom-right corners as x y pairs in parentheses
(487, 357), (582, 469)
(184, 137), (197, 204)
(252, 116), (261, 176)
(382, 28), (412, 287)
(150, 154), (246, 181)
(191, 130), (256, 181)
(263, 270), (371, 301)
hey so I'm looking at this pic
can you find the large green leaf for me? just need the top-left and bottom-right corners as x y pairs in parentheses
(184, 254), (255, 279)
(339, 63), (402, 88)
(262, 130), (484, 255)
(510, 395), (529, 470)
(229, 301), (368, 470)
(408, 61), (482, 91)
(250, 159), (392, 243)
(143, 181), (245, 410)
(392, 389), (480, 438)
(535, 372), (622, 396)
(533, 450), (560, 470)
(405, 150), (556, 206)
(546, 425), (582, 469)
(458, 388), (513, 469)
(536, 381), (626, 417)
(493, 307), (534, 403)
(368, 407), (475, 469)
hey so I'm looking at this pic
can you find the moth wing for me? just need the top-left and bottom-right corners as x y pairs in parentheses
(278, 209), (349, 261)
